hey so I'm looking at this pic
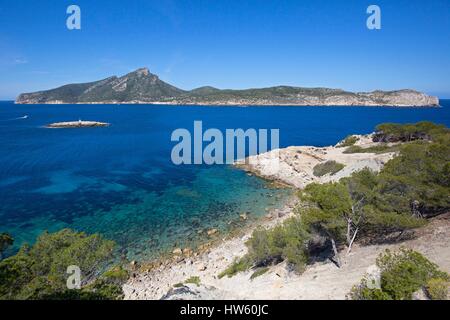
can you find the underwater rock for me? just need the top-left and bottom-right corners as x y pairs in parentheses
(207, 229), (218, 236)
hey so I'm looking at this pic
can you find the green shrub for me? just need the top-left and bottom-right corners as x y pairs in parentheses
(425, 278), (449, 300)
(343, 145), (363, 153)
(0, 233), (14, 260)
(101, 266), (129, 284)
(343, 144), (402, 154)
(184, 276), (201, 286)
(363, 207), (426, 235)
(0, 229), (118, 300)
(374, 121), (448, 143)
(377, 248), (448, 300)
(350, 248), (448, 300)
(338, 135), (359, 147)
(313, 161), (345, 177)
(342, 122), (450, 228)
(300, 182), (351, 242)
(79, 278), (125, 300)
(250, 267), (269, 280)
(245, 228), (273, 266)
(378, 140), (450, 215)
(349, 279), (391, 300)
(218, 257), (252, 279)
(247, 217), (310, 273)
(219, 217), (310, 278)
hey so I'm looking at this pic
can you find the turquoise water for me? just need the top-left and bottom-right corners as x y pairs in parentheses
(1, 101), (449, 261)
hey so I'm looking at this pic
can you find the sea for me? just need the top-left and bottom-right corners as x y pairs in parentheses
(1, 100), (449, 261)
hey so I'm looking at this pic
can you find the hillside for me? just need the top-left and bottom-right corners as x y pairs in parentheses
(16, 68), (439, 107)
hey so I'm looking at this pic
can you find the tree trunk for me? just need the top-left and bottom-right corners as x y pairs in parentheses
(346, 218), (352, 246)
(411, 200), (422, 218)
(346, 227), (359, 255)
(331, 238), (341, 268)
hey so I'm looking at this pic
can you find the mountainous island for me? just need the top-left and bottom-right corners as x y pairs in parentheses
(16, 68), (439, 107)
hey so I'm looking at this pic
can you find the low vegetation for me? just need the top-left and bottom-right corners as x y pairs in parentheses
(246, 218), (310, 273)
(0, 229), (128, 300)
(220, 122), (449, 283)
(313, 160), (345, 177)
(250, 267), (269, 280)
(373, 121), (446, 143)
(184, 276), (201, 286)
(350, 248), (449, 300)
(343, 144), (402, 154)
(218, 217), (310, 277)
(0, 233), (14, 261)
(218, 257), (253, 279)
(425, 278), (449, 300)
(337, 135), (359, 148)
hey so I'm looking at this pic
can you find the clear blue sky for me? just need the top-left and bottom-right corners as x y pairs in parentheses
(0, 0), (449, 100)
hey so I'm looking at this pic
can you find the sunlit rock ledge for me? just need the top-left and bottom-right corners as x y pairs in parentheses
(234, 134), (397, 189)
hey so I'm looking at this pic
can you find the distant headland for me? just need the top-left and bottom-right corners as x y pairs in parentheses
(16, 68), (439, 107)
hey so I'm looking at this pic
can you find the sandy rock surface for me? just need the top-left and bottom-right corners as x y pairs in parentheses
(235, 134), (395, 188)
(124, 213), (450, 300)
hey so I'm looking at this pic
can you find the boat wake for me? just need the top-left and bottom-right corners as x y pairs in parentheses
(1, 115), (29, 121)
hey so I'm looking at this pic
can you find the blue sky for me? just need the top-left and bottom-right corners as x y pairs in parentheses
(0, 0), (449, 99)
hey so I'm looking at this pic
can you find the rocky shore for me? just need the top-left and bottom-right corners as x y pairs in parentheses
(123, 205), (449, 300)
(123, 135), (397, 299)
(123, 135), (395, 299)
(235, 134), (396, 188)
(122, 133), (449, 300)
(123, 196), (298, 300)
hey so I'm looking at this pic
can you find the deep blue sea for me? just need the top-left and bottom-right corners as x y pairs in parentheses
(1, 100), (449, 261)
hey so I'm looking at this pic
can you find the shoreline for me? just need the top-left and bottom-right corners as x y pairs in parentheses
(235, 134), (396, 189)
(123, 194), (299, 299)
(123, 194), (450, 300)
(122, 133), (420, 300)
(123, 135), (393, 299)
(14, 101), (441, 108)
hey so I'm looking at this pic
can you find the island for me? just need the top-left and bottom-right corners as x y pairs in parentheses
(16, 68), (439, 107)
(45, 120), (110, 128)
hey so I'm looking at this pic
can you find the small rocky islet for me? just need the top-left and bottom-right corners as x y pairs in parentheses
(45, 120), (110, 128)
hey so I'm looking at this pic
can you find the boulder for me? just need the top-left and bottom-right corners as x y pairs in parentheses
(364, 265), (381, 290)
(197, 263), (207, 271)
(172, 248), (182, 255)
(207, 229), (218, 236)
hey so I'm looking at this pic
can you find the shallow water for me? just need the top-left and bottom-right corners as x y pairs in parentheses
(1, 101), (449, 260)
